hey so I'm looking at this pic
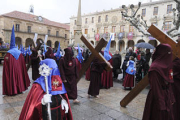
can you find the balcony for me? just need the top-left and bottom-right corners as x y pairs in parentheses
(2, 29), (65, 39)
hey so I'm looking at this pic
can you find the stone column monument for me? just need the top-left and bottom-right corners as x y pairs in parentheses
(74, 0), (83, 46)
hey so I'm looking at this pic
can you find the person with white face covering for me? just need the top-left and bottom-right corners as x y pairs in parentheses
(19, 59), (73, 120)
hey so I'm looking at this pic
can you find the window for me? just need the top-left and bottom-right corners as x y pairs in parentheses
(112, 26), (116, 33)
(97, 28), (99, 34)
(98, 16), (101, 23)
(85, 29), (88, 34)
(142, 9), (146, 17)
(129, 26), (134, 32)
(85, 18), (88, 24)
(56, 31), (59, 37)
(167, 4), (172, 14)
(16, 24), (20, 31)
(164, 21), (172, 30)
(65, 34), (67, 39)
(120, 25), (125, 32)
(74, 20), (76, 25)
(153, 7), (158, 15)
(105, 15), (108, 22)
(27, 26), (31, 33)
(48, 30), (51, 35)
(92, 17), (94, 23)
(104, 27), (108, 33)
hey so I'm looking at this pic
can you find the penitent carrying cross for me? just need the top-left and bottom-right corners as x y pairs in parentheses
(120, 24), (180, 107)
(76, 35), (113, 83)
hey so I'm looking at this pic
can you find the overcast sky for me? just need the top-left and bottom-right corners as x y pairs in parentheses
(0, 0), (160, 23)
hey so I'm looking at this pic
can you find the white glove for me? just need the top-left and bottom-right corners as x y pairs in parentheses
(41, 94), (52, 105)
(61, 99), (69, 113)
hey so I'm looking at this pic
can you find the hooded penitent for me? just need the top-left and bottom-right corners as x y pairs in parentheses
(7, 25), (21, 60)
(45, 47), (54, 59)
(19, 59), (73, 120)
(3, 25), (30, 96)
(149, 44), (173, 83)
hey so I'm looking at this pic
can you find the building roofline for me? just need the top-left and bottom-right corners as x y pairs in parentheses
(0, 10), (70, 30)
(70, 0), (174, 19)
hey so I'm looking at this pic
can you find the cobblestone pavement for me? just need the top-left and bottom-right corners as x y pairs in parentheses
(0, 65), (149, 120)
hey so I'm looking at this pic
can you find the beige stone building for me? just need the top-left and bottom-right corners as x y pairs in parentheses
(0, 11), (70, 49)
(70, 0), (176, 53)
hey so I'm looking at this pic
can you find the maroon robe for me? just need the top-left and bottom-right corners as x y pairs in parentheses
(122, 73), (134, 87)
(3, 53), (30, 95)
(19, 83), (73, 120)
(31, 49), (40, 80)
(101, 52), (113, 89)
(59, 48), (78, 99)
(142, 44), (175, 120)
(75, 58), (82, 73)
(172, 58), (180, 120)
(88, 58), (106, 96)
(85, 67), (90, 81)
(26, 54), (31, 64)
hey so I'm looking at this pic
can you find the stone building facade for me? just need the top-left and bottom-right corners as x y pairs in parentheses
(0, 11), (70, 49)
(70, 0), (176, 53)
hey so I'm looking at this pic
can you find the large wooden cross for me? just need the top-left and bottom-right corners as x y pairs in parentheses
(120, 24), (180, 107)
(76, 35), (113, 83)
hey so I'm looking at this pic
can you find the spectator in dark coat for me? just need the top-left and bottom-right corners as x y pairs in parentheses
(126, 47), (136, 59)
(112, 50), (122, 79)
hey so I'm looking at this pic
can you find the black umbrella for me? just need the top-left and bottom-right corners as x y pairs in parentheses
(135, 42), (155, 49)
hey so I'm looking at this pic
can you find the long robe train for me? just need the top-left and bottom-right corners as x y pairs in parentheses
(3, 53), (30, 95)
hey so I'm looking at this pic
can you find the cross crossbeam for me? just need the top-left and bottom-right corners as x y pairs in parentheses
(76, 35), (113, 83)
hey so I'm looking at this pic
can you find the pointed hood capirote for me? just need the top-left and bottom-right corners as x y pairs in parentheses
(7, 25), (21, 60)
(149, 44), (173, 83)
(10, 25), (16, 49)
(55, 43), (61, 60)
(104, 35), (112, 61)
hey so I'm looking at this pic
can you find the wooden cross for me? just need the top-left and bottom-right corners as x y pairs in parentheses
(76, 35), (113, 83)
(120, 24), (180, 107)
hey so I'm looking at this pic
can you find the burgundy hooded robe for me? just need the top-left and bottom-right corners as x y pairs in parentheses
(88, 58), (106, 96)
(31, 49), (40, 80)
(101, 51), (113, 89)
(59, 48), (78, 99)
(142, 44), (175, 120)
(172, 58), (180, 120)
(3, 53), (30, 95)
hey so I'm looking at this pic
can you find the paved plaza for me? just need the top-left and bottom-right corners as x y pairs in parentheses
(0, 65), (149, 120)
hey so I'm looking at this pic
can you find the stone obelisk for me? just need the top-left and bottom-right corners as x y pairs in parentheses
(74, 0), (82, 46)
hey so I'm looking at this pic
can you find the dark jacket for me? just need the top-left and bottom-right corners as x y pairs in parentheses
(112, 54), (121, 70)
